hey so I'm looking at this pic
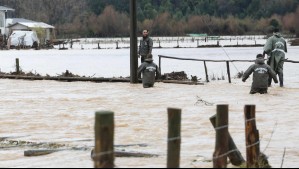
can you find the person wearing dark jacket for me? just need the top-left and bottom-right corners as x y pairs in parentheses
(138, 29), (153, 63)
(263, 28), (287, 87)
(137, 54), (160, 88)
(242, 54), (278, 94)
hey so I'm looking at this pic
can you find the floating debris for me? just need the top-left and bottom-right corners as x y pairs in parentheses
(235, 71), (244, 79)
(57, 70), (80, 77)
(161, 71), (188, 81)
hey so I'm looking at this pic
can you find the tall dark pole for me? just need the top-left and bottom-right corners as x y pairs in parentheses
(130, 0), (138, 83)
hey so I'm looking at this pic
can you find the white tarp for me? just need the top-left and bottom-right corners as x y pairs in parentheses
(9, 30), (39, 47)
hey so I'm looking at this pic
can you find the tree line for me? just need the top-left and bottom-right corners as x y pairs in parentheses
(1, 0), (299, 37)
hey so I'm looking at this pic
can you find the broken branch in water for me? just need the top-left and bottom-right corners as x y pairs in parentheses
(0, 139), (66, 149)
(281, 148), (286, 168)
(262, 121), (278, 153)
(0, 135), (30, 141)
(195, 96), (214, 106)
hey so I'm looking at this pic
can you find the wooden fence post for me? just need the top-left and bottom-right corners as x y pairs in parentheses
(116, 41), (119, 49)
(213, 105), (229, 168)
(159, 56), (162, 74)
(159, 39), (161, 48)
(94, 111), (114, 168)
(167, 108), (181, 168)
(226, 61), (231, 83)
(210, 115), (245, 166)
(244, 105), (260, 168)
(16, 58), (20, 74)
(204, 61), (209, 82)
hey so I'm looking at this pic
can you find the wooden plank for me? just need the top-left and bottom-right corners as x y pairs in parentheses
(24, 150), (60, 157)
(0, 74), (131, 83)
(158, 55), (299, 63)
(162, 80), (204, 85)
(91, 149), (158, 159)
(25, 149), (159, 158)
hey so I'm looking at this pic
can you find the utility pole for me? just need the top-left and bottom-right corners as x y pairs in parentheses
(130, 0), (138, 83)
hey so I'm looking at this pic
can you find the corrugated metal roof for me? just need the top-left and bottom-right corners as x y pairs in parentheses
(7, 18), (55, 29)
(8, 18), (36, 23)
(0, 6), (15, 11)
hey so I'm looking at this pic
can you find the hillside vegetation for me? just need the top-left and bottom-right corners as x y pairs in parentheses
(1, 0), (299, 37)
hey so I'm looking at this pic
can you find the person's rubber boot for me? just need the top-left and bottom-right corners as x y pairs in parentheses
(278, 73), (284, 87)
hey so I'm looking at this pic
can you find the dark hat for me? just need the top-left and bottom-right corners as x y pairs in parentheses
(256, 54), (264, 58)
(145, 54), (153, 62)
(273, 28), (280, 33)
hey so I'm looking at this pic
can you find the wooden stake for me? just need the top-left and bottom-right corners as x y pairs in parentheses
(244, 105), (260, 168)
(116, 41), (119, 49)
(210, 115), (245, 166)
(213, 105), (229, 168)
(204, 61), (209, 82)
(94, 111), (114, 168)
(226, 61), (231, 83)
(167, 108), (181, 168)
(159, 56), (162, 73)
(16, 58), (20, 74)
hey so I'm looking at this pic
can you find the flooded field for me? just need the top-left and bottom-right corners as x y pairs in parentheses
(1, 44), (299, 168)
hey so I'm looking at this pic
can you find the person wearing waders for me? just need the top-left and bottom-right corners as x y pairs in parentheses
(263, 28), (287, 87)
(137, 54), (160, 88)
(138, 30), (153, 64)
(242, 54), (278, 94)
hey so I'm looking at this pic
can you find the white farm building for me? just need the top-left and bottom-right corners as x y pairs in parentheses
(1, 5), (55, 45)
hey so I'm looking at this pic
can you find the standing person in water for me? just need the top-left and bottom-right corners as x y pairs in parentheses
(137, 54), (160, 88)
(138, 29), (153, 64)
(263, 28), (287, 87)
(242, 54), (278, 94)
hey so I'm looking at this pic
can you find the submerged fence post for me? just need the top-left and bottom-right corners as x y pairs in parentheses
(210, 115), (245, 166)
(204, 61), (209, 82)
(116, 41), (119, 49)
(213, 105), (229, 168)
(159, 39), (161, 48)
(226, 61), (231, 83)
(16, 58), (20, 74)
(244, 105), (260, 168)
(159, 56), (162, 73)
(94, 111), (114, 168)
(167, 108), (181, 168)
